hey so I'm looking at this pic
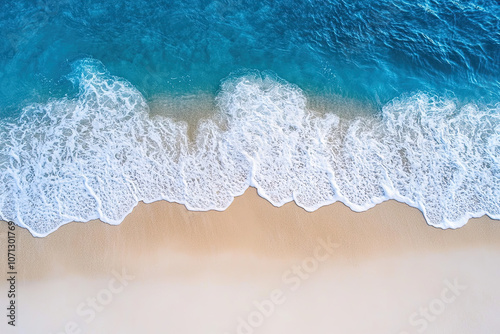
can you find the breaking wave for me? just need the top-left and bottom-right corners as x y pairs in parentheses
(1, 59), (498, 236)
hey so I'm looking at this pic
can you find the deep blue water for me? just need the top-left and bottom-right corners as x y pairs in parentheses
(1, 0), (500, 236)
(1, 0), (499, 117)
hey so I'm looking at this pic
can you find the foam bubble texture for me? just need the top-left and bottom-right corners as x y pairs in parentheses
(0, 60), (498, 236)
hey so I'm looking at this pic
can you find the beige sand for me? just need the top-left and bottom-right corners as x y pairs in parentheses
(1, 187), (500, 334)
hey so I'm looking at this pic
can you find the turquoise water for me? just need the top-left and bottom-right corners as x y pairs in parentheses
(0, 0), (499, 235)
(1, 0), (499, 113)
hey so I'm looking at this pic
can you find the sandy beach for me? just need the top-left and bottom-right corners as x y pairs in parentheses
(1, 187), (500, 334)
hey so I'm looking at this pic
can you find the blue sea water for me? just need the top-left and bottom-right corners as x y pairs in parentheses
(0, 0), (499, 236)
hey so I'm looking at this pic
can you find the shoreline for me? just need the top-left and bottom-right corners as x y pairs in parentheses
(2, 187), (500, 276)
(5, 184), (499, 239)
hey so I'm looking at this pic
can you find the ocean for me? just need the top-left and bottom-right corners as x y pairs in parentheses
(0, 0), (499, 236)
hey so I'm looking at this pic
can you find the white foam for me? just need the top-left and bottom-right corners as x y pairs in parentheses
(0, 59), (498, 236)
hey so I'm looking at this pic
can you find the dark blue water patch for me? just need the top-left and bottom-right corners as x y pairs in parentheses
(0, 0), (499, 118)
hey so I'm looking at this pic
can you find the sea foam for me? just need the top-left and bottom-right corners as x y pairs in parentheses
(0, 59), (498, 236)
